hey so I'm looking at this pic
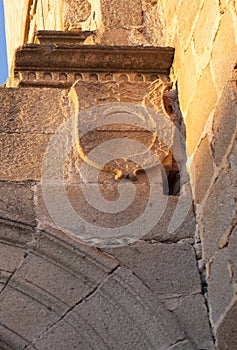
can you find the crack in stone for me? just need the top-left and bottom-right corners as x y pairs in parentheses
(24, 264), (120, 349)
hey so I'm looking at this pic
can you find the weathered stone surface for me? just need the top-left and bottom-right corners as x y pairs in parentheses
(0, 220), (34, 247)
(63, 0), (91, 30)
(0, 132), (51, 181)
(0, 242), (26, 274)
(173, 294), (215, 349)
(228, 226), (237, 278)
(211, 83), (237, 166)
(193, 135), (215, 203)
(229, 138), (237, 188)
(175, 43), (198, 114)
(25, 267), (196, 350)
(193, 0), (219, 55)
(68, 267), (193, 349)
(141, 0), (165, 46)
(0, 182), (36, 226)
(202, 170), (235, 260)
(14, 45), (174, 87)
(186, 65), (218, 155)
(208, 249), (235, 328)
(101, 0), (142, 29)
(0, 87), (65, 134)
(211, 5), (237, 90)
(0, 322), (29, 350)
(143, 194), (196, 242)
(0, 284), (59, 342)
(177, 0), (202, 49)
(104, 241), (201, 295)
(216, 299), (237, 350)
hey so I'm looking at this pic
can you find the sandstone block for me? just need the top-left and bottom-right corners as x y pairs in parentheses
(0, 87), (65, 134)
(193, 0), (219, 55)
(211, 5), (237, 91)
(216, 299), (237, 350)
(173, 294), (215, 349)
(208, 249), (235, 328)
(175, 43), (198, 114)
(101, 0), (142, 29)
(0, 284), (59, 342)
(211, 83), (237, 166)
(186, 65), (218, 155)
(229, 139), (237, 188)
(0, 182), (36, 226)
(104, 241), (201, 295)
(28, 267), (195, 349)
(0, 133), (52, 181)
(177, 0), (202, 50)
(193, 135), (215, 204)
(0, 242), (26, 274)
(202, 170), (235, 260)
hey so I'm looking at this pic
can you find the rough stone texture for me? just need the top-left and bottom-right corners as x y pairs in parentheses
(211, 4), (237, 91)
(208, 248), (235, 328)
(211, 83), (237, 166)
(216, 300), (237, 350)
(185, 65), (218, 156)
(173, 294), (215, 349)
(177, 0), (202, 50)
(202, 170), (235, 261)
(0, 87), (65, 182)
(229, 138), (237, 188)
(0, 87), (65, 134)
(0, 182), (36, 226)
(0, 132), (52, 181)
(104, 241), (201, 295)
(193, 135), (215, 204)
(193, 0), (219, 55)
(63, 0), (91, 30)
(3, 0), (237, 348)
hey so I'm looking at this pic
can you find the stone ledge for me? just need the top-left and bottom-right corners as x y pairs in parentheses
(12, 44), (174, 87)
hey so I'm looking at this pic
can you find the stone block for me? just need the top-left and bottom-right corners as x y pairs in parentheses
(211, 5), (237, 91)
(216, 299), (237, 350)
(100, 0), (142, 29)
(193, 0), (219, 55)
(104, 241), (201, 295)
(211, 83), (237, 166)
(29, 267), (195, 349)
(228, 226), (237, 280)
(0, 220), (34, 247)
(0, 284), (59, 343)
(0, 322), (29, 350)
(202, 170), (235, 260)
(177, 0), (202, 49)
(173, 294), (215, 349)
(0, 87), (65, 134)
(229, 139), (237, 188)
(0, 182), (36, 226)
(143, 194), (196, 243)
(0, 242), (25, 273)
(175, 43), (198, 114)
(63, 0), (91, 30)
(70, 267), (191, 349)
(35, 181), (171, 246)
(193, 135), (215, 203)
(186, 65), (218, 155)
(208, 249), (235, 328)
(0, 133), (52, 181)
(10, 251), (102, 309)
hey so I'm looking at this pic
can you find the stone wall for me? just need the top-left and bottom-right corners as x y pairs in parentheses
(155, 1), (237, 347)
(2, 0), (237, 348)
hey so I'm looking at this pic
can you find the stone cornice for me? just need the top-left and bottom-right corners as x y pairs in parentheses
(12, 43), (174, 87)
